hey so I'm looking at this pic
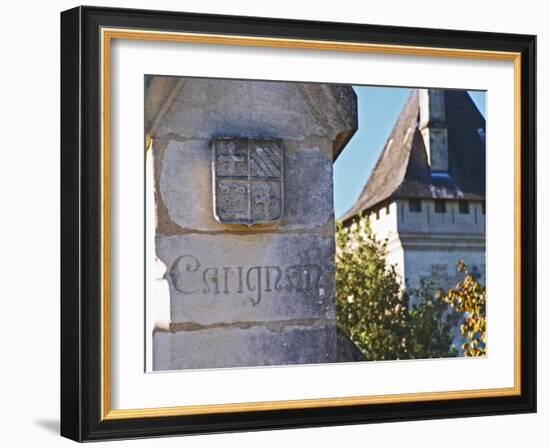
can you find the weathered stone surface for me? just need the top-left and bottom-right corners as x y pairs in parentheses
(156, 80), (331, 142)
(153, 321), (337, 370)
(149, 78), (357, 157)
(157, 139), (334, 233)
(284, 145), (333, 228)
(147, 76), (358, 370)
(156, 233), (335, 325)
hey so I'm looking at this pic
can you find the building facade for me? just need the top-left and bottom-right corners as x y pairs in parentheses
(342, 89), (486, 291)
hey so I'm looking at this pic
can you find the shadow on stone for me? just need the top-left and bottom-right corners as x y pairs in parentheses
(336, 327), (368, 362)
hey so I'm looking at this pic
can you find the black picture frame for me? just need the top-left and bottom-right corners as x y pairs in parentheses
(61, 5), (536, 442)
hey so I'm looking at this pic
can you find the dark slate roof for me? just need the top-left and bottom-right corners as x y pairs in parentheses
(341, 89), (486, 222)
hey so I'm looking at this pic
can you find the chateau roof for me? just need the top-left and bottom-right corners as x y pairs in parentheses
(341, 89), (486, 222)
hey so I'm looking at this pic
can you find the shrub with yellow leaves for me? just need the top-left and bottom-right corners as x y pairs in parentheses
(439, 261), (487, 356)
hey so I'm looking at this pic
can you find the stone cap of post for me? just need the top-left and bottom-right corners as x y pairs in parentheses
(145, 75), (357, 161)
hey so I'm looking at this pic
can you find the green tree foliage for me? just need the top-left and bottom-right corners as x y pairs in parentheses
(408, 281), (459, 359)
(335, 216), (459, 361)
(335, 218), (409, 360)
(439, 261), (487, 356)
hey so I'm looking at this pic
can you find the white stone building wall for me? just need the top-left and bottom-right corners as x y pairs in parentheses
(367, 202), (405, 283)
(367, 198), (486, 290)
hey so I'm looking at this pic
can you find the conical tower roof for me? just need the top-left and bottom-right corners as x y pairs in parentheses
(341, 89), (485, 222)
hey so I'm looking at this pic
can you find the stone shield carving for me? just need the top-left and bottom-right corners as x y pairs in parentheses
(212, 138), (284, 225)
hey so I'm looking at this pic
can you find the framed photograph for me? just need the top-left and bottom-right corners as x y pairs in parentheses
(60, 5), (536, 441)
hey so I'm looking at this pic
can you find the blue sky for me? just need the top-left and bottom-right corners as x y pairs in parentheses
(333, 86), (487, 218)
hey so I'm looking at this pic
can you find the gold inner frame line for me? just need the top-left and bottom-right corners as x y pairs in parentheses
(100, 27), (522, 421)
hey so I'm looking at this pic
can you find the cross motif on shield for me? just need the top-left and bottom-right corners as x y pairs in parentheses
(212, 138), (284, 225)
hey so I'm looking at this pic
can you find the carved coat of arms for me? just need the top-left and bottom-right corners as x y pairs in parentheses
(212, 138), (284, 226)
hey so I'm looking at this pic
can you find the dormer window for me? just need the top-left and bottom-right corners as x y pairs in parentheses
(459, 201), (470, 214)
(409, 199), (421, 212)
(434, 199), (446, 213)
